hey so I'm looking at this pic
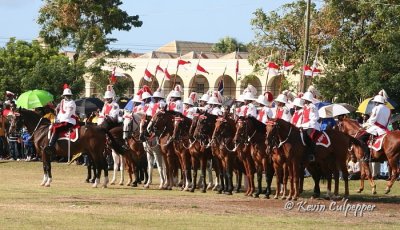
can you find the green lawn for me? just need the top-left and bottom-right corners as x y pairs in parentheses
(0, 160), (399, 229)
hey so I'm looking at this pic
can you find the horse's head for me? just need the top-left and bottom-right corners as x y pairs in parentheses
(188, 112), (200, 138)
(100, 115), (119, 131)
(147, 110), (174, 136)
(265, 118), (280, 147)
(172, 116), (191, 140)
(194, 112), (217, 141)
(212, 113), (235, 141)
(337, 118), (361, 136)
(233, 117), (249, 144)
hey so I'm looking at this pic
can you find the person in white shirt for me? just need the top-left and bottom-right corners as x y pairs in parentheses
(46, 84), (77, 153)
(239, 92), (257, 118)
(146, 89), (166, 118)
(290, 97), (304, 128)
(348, 155), (361, 180)
(273, 94), (292, 122)
(197, 93), (210, 112)
(183, 98), (196, 119)
(255, 93), (273, 124)
(358, 94), (391, 162)
(168, 90), (183, 114)
(99, 90), (120, 125)
(300, 91), (320, 162)
(207, 96), (223, 116)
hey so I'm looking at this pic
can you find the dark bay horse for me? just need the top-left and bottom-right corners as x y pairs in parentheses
(208, 113), (244, 195)
(338, 117), (400, 194)
(234, 116), (274, 198)
(173, 115), (211, 192)
(11, 109), (110, 187)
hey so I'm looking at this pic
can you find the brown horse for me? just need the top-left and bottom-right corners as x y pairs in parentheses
(234, 116), (274, 198)
(208, 112), (244, 195)
(173, 114), (212, 192)
(338, 117), (400, 194)
(11, 109), (110, 188)
(147, 110), (188, 190)
(266, 118), (355, 200)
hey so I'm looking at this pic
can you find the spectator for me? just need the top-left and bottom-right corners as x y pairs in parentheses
(348, 156), (361, 180)
(6, 103), (21, 160)
(22, 127), (35, 161)
(0, 103), (8, 159)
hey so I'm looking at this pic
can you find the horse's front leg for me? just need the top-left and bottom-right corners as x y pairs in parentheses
(385, 158), (399, 194)
(119, 155), (125, 185)
(42, 151), (52, 187)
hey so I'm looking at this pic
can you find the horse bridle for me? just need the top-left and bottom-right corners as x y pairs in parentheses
(266, 121), (292, 149)
(236, 118), (256, 145)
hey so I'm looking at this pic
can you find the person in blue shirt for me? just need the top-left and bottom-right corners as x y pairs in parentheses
(22, 127), (35, 161)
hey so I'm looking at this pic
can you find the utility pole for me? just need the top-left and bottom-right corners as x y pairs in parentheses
(301, 0), (311, 92)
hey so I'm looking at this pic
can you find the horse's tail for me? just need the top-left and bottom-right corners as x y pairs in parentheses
(100, 127), (125, 155)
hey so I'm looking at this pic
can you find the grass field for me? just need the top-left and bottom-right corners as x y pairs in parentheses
(0, 160), (399, 230)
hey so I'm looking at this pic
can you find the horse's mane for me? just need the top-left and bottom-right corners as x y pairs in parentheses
(275, 118), (299, 133)
(343, 117), (361, 127)
(247, 116), (266, 133)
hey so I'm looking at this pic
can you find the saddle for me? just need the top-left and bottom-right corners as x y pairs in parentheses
(48, 123), (80, 142)
(368, 134), (386, 151)
(300, 130), (331, 148)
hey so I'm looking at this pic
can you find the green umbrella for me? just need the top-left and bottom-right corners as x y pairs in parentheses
(16, 90), (54, 109)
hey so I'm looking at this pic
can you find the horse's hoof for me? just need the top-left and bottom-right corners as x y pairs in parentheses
(293, 197), (298, 201)
(40, 183), (45, 186)
(85, 179), (90, 183)
(119, 182), (124, 186)
(201, 189), (206, 193)
(92, 184), (98, 188)
(110, 182), (115, 185)
(45, 184), (50, 187)
(281, 196), (286, 200)
(286, 197), (292, 201)
(144, 184), (150, 189)
(225, 191), (233, 195)
(190, 189), (195, 193)
(102, 185), (108, 189)
(253, 194), (260, 198)
(385, 188), (390, 194)
(372, 190), (377, 195)
(131, 183), (138, 187)
(356, 189), (363, 193)
(216, 191), (222, 194)
(274, 195), (278, 199)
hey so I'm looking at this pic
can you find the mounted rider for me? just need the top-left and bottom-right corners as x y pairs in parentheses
(98, 85), (119, 126)
(46, 84), (77, 154)
(182, 92), (197, 120)
(197, 92), (210, 113)
(290, 95), (304, 128)
(300, 91), (320, 162)
(207, 91), (223, 116)
(146, 88), (166, 118)
(238, 85), (257, 118)
(358, 92), (391, 162)
(255, 92), (274, 124)
(167, 85), (183, 114)
(273, 93), (292, 122)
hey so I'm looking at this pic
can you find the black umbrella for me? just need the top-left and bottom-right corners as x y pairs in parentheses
(75, 97), (104, 116)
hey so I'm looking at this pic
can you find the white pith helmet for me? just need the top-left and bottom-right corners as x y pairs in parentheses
(141, 92), (152, 100)
(104, 91), (113, 99)
(292, 98), (304, 108)
(275, 94), (288, 104)
(301, 92), (314, 103)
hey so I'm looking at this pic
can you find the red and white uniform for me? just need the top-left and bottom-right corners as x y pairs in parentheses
(257, 107), (273, 124)
(168, 100), (183, 114)
(365, 104), (391, 136)
(301, 103), (320, 131)
(290, 109), (303, 128)
(183, 107), (196, 119)
(146, 100), (166, 117)
(274, 106), (292, 122)
(132, 103), (145, 115)
(57, 99), (76, 125)
(238, 103), (257, 117)
(100, 102), (119, 120)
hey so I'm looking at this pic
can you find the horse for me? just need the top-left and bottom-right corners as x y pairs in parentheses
(266, 118), (355, 200)
(208, 112), (244, 195)
(338, 117), (400, 194)
(137, 114), (167, 189)
(10, 109), (111, 188)
(147, 110), (186, 190)
(234, 116), (274, 198)
(172, 114), (213, 192)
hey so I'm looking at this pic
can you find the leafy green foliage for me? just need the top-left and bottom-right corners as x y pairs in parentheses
(0, 38), (84, 101)
(211, 36), (247, 53)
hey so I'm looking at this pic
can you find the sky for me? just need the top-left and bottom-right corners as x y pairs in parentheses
(0, 0), (297, 53)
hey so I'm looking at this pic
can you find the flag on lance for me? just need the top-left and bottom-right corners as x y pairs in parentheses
(144, 68), (153, 82)
(267, 62), (280, 77)
(196, 64), (209, 74)
(304, 65), (313, 76)
(164, 68), (171, 80)
(282, 61), (295, 71)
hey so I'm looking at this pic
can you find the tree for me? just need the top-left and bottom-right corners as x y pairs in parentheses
(212, 36), (247, 53)
(37, 0), (143, 95)
(0, 38), (84, 101)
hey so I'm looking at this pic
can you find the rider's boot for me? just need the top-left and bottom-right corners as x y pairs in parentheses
(307, 141), (316, 162)
(45, 133), (58, 155)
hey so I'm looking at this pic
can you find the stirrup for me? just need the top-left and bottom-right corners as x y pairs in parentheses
(308, 154), (315, 162)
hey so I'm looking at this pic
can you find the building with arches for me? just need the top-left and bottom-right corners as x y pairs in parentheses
(83, 41), (304, 99)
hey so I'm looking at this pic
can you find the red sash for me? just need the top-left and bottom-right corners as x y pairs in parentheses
(276, 108), (283, 119)
(143, 104), (149, 113)
(169, 102), (176, 111)
(292, 110), (302, 125)
(183, 109), (188, 116)
(302, 107), (310, 123)
(257, 109), (265, 121)
(104, 104), (112, 115)
(374, 122), (388, 130)
(243, 106), (248, 116)
(151, 103), (160, 116)
(236, 107), (241, 114)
